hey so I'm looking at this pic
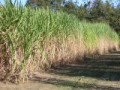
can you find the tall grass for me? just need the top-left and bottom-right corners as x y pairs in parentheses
(0, 0), (119, 82)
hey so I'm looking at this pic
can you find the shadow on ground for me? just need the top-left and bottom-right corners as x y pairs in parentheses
(31, 51), (120, 90)
(31, 75), (120, 90)
(49, 52), (120, 81)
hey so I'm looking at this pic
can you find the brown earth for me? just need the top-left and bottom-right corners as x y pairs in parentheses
(0, 50), (120, 90)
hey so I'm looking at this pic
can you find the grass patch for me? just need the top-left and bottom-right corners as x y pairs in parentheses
(0, 0), (119, 82)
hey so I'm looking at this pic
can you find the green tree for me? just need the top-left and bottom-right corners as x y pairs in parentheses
(63, 1), (77, 15)
(87, 0), (105, 22)
(26, 0), (64, 9)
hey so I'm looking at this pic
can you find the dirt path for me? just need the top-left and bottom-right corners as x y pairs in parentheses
(1, 50), (120, 90)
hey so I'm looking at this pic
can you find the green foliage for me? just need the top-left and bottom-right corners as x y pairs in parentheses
(26, 0), (120, 33)
(26, 0), (64, 10)
(84, 0), (120, 33)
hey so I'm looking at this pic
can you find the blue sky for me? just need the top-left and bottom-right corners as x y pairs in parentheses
(0, 0), (119, 6)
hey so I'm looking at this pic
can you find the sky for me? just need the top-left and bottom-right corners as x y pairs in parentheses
(0, 0), (27, 6)
(0, 0), (119, 6)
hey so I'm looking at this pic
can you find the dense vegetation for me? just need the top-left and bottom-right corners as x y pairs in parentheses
(26, 0), (120, 33)
(0, 0), (119, 82)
